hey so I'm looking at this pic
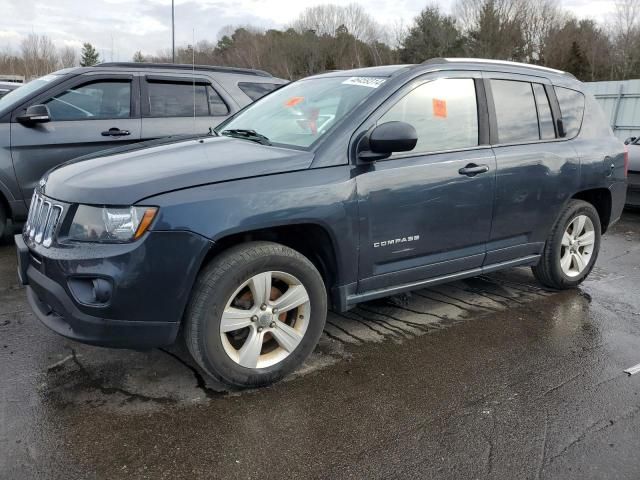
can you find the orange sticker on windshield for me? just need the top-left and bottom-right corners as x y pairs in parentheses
(285, 96), (304, 107)
(433, 98), (447, 118)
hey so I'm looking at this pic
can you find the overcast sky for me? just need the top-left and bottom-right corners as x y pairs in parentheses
(0, 0), (619, 61)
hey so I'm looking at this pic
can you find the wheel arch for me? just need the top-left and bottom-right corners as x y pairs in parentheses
(571, 188), (612, 234)
(199, 222), (342, 308)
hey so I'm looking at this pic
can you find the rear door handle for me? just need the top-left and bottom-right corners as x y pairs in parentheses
(458, 163), (490, 176)
(101, 127), (130, 137)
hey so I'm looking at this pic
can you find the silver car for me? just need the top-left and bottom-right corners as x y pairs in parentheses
(0, 63), (287, 238)
(624, 136), (640, 206)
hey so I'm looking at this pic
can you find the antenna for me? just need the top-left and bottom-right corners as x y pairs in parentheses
(192, 28), (196, 134)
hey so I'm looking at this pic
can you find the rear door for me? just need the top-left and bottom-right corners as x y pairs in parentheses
(356, 72), (497, 292)
(484, 73), (580, 264)
(10, 73), (141, 201)
(140, 75), (232, 139)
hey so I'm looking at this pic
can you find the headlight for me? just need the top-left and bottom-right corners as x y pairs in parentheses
(67, 205), (158, 243)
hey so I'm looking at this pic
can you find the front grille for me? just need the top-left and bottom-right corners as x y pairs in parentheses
(24, 192), (66, 248)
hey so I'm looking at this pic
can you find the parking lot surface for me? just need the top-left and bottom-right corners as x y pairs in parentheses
(1, 211), (640, 479)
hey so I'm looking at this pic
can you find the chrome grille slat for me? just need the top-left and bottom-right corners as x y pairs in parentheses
(24, 192), (66, 248)
(34, 201), (51, 243)
(42, 206), (62, 248)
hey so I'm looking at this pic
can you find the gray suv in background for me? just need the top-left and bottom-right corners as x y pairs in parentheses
(0, 62), (287, 237)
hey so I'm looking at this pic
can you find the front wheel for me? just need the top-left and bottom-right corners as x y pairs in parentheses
(533, 199), (601, 289)
(184, 241), (327, 388)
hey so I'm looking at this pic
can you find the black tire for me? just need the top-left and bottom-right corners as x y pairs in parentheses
(184, 241), (327, 388)
(532, 199), (601, 289)
(0, 204), (10, 245)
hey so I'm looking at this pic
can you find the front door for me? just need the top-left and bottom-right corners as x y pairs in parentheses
(356, 75), (496, 293)
(10, 74), (141, 202)
(140, 75), (234, 140)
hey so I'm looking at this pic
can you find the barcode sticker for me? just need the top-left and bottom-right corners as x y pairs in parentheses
(342, 77), (386, 88)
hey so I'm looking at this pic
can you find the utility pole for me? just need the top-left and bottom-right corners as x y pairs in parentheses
(171, 0), (175, 63)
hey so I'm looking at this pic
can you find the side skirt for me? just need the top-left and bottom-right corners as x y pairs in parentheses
(337, 255), (541, 311)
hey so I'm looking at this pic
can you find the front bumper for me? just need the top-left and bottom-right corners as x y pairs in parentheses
(16, 231), (211, 349)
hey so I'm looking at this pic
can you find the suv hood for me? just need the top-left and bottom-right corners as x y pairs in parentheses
(42, 136), (314, 205)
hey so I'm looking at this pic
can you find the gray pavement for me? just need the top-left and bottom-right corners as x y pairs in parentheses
(1, 211), (640, 479)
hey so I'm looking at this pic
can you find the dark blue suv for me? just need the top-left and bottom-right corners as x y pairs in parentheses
(16, 59), (627, 388)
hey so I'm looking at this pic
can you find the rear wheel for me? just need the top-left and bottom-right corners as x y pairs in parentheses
(185, 241), (327, 388)
(533, 200), (601, 289)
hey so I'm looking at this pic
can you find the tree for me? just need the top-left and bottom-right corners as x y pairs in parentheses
(58, 46), (77, 68)
(400, 6), (463, 63)
(132, 50), (146, 63)
(20, 33), (59, 78)
(610, 0), (640, 79)
(458, 0), (527, 60)
(80, 43), (100, 67)
(542, 18), (612, 80)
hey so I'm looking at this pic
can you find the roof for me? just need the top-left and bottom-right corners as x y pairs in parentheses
(94, 62), (273, 78)
(422, 58), (576, 79)
(310, 65), (414, 79)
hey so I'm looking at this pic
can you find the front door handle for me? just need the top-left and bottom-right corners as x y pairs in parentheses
(101, 127), (130, 137)
(458, 163), (489, 177)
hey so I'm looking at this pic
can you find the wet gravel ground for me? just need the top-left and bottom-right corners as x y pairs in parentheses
(1, 211), (640, 479)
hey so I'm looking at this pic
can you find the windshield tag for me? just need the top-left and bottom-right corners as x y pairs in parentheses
(342, 77), (386, 88)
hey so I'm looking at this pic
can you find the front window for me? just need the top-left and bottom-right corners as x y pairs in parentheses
(44, 80), (131, 121)
(217, 76), (386, 149)
(0, 74), (62, 113)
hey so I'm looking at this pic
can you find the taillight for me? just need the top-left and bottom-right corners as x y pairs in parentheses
(624, 145), (629, 178)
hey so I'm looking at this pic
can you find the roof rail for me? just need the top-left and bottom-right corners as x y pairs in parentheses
(421, 58), (576, 79)
(94, 62), (273, 78)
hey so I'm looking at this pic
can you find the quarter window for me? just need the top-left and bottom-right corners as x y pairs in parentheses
(555, 87), (585, 138)
(44, 80), (131, 121)
(491, 80), (539, 144)
(532, 84), (556, 140)
(379, 78), (479, 154)
(147, 81), (228, 117)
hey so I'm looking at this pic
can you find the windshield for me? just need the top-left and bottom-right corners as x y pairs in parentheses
(0, 74), (62, 113)
(217, 76), (386, 148)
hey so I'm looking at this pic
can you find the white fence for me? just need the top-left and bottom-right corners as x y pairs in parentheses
(585, 80), (640, 141)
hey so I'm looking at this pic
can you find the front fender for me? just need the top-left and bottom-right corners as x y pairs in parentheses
(147, 166), (359, 285)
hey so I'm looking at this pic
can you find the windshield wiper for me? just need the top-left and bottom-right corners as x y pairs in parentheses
(220, 129), (271, 145)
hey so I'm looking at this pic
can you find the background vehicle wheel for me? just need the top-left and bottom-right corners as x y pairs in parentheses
(0, 204), (11, 245)
(532, 199), (601, 289)
(185, 241), (327, 388)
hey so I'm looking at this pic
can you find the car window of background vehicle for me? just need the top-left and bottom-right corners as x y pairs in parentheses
(44, 80), (131, 121)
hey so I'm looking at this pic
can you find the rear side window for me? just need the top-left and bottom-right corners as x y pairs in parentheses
(555, 87), (585, 138)
(44, 80), (131, 121)
(238, 82), (280, 101)
(532, 84), (556, 140)
(379, 78), (478, 154)
(147, 81), (229, 117)
(491, 80), (539, 143)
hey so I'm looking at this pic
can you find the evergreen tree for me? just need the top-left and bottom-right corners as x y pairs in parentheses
(400, 6), (463, 63)
(132, 50), (145, 63)
(80, 42), (100, 67)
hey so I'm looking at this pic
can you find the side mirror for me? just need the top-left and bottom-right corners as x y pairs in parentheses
(359, 121), (418, 161)
(17, 104), (51, 125)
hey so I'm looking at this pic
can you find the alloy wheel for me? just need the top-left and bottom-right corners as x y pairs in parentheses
(220, 271), (311, 369)
(560, 214), (595, 278)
